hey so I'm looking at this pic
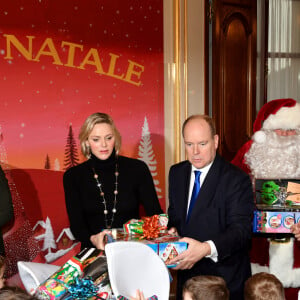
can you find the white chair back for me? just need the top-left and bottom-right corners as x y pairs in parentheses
(105, 241), (170, 300)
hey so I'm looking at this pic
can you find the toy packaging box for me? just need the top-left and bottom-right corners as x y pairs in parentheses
(147, 241), (188, 268)
(254, 179), (300, 209)
(253, 178), (300, 234)
(109, 229), (188, 268)
(253, 210), (299, 233)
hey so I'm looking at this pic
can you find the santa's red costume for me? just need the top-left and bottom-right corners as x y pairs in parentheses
(232, 98), (300, 299)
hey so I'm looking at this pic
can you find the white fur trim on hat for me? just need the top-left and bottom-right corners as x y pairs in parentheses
(253, 131), (266, 144)
(263, 103), (300, 130)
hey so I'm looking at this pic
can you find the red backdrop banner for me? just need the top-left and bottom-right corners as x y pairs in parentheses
(0, 0), (165, 279)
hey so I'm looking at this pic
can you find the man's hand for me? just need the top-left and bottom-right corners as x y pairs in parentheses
(168, 237), (211, 270)
(291, 222), (300, 241)
(90, 229), (111, 250)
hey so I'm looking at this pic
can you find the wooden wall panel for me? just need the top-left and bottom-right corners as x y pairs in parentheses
(212, 0), (257, 161)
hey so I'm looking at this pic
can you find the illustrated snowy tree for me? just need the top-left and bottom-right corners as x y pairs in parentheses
(138, 117), (162, 199)
(63, 124), (80, 170)
(44, 154), (51, 169)
(42, 217), (57, 253)
(54, 158), (60, 171)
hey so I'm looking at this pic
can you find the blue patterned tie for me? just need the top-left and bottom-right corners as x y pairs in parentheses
(186, 170), (201, 223)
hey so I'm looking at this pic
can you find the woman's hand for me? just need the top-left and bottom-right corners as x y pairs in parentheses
(90, 229), (111, 250)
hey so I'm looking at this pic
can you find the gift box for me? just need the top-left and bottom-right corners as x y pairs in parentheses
(111, 214), (170, 242)
(147, 241), (188, 268)
(34, 248), (112, 300)
(122, 214), (169, 237)
(111, 236), (188, 268)
(109, 214), (187, 268)
(253, 210), (299, 233)
(34, 256), (83, 299)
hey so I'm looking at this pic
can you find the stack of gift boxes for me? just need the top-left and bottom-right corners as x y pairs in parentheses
(109, 214), (187, 268)
(253, 179), (300, 234)
(34, 214), (187, 299)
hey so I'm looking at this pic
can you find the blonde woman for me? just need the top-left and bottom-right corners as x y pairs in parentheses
(63, 112), (162, 250)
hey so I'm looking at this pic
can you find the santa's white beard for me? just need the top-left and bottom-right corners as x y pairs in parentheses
(245, 131), (300, 178)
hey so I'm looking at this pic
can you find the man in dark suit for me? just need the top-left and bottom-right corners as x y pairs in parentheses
(0, 165), (14, 257)
(168, 115), (254, 300)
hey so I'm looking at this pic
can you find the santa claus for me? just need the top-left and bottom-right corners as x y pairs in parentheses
(232, 98), (300, 299)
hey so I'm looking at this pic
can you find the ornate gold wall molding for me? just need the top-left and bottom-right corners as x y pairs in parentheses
(173, 0), (188, 163)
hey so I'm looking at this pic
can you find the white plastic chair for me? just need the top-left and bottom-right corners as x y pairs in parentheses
(105, 241), (170, 300)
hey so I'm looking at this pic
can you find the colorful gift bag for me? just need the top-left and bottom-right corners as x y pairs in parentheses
(34, 248), (112, 300)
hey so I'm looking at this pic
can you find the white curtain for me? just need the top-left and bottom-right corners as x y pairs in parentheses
(267, 0), (300, 101)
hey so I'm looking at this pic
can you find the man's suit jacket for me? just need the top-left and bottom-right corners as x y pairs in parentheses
(168, 153), (254, 299)
(0, 166), (14, 256)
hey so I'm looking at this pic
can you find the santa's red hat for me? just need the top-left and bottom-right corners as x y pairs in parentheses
(252, 98), (300, 143)
(231, 98), (300, 172)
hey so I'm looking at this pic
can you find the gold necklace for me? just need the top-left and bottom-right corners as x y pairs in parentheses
(92, 164), (119, 229)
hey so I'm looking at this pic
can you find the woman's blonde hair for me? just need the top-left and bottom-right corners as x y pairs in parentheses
(79, 113), (122, 158)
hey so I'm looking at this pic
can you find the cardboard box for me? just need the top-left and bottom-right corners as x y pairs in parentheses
(253, 210), (298, 233)
(109, 230), (188, 268)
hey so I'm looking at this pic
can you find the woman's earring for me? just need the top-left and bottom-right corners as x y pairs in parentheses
(86, 144), (91, 157)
